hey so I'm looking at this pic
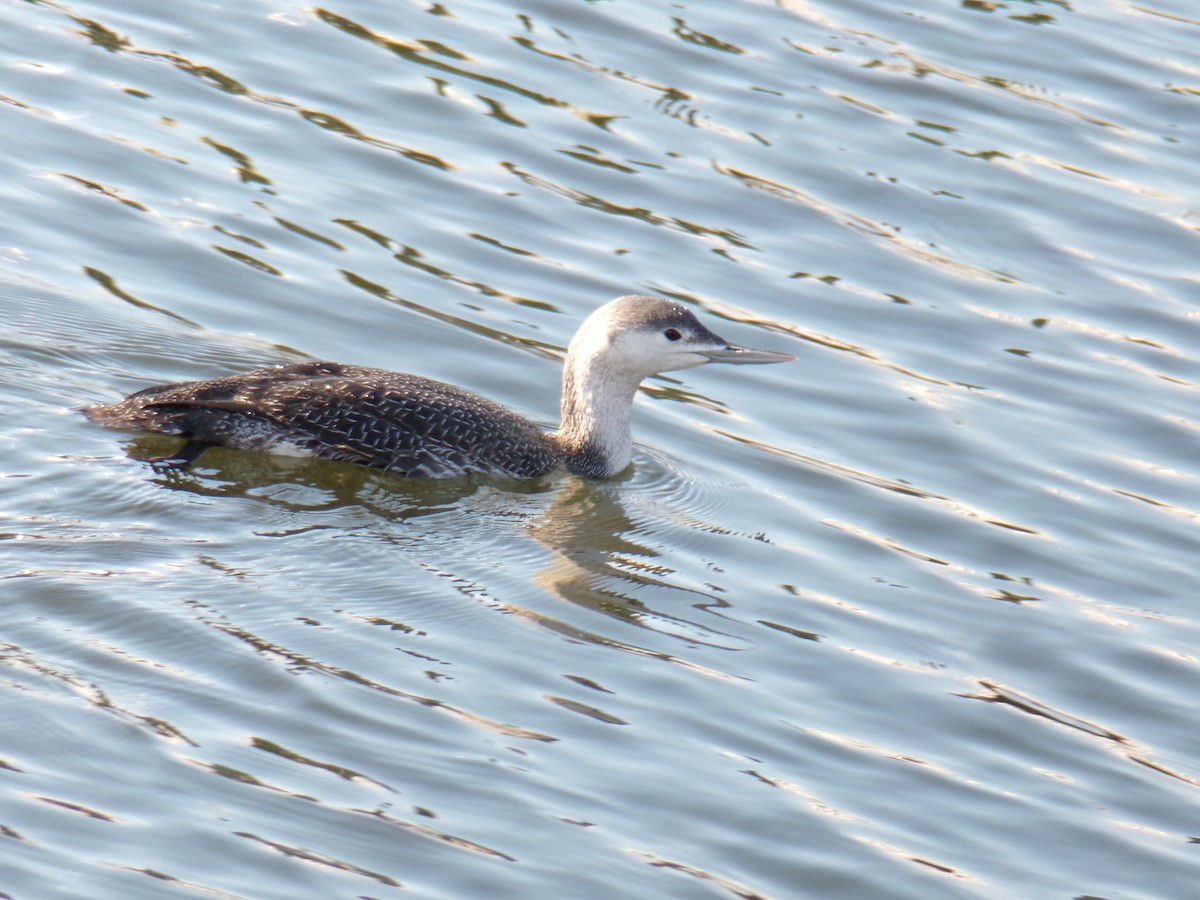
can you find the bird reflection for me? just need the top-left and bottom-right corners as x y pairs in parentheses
(118, 436), (752, 659)
(122, 434), (503, 515)
(526, 478), (754, 654)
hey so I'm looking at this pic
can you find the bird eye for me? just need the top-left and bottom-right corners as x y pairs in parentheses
(663, 328), (682, 342)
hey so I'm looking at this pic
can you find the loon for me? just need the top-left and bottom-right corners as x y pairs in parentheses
(86, 294), (794, 479)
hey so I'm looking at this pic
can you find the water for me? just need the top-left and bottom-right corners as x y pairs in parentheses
(2, 0), (1199, 897)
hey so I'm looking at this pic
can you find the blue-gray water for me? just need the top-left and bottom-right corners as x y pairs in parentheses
(2, 1), (1199, 897)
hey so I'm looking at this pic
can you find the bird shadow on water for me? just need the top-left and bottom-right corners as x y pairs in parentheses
(117, 435), (756, 666)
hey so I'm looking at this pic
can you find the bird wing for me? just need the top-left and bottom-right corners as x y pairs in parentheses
(142, 363), (556, 477)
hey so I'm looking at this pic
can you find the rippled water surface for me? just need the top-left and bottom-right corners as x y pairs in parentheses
(3, 0), (1199, 897)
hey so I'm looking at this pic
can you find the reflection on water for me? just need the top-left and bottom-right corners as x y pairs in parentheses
(531, 479), (758, 653)
(117, 435), (758, 660)
(119, 434), (518, 517)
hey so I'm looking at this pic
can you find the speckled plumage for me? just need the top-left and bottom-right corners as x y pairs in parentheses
(86, 295), (793, 479)
(87, 362), (559, 478)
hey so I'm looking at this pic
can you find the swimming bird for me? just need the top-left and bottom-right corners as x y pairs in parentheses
(86, 294), (794, 479)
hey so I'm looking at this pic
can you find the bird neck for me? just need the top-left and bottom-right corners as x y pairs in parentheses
(554, 346), (643, 478)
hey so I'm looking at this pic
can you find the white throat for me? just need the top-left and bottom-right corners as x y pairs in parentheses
(554, 338), (644, 478)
